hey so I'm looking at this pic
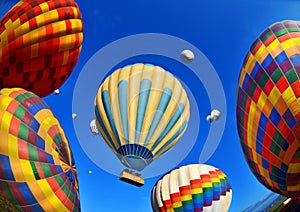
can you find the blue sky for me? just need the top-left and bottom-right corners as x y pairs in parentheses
(2, 0), (300, 211)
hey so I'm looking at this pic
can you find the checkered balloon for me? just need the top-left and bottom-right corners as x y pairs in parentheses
(237, 20), (300, 197)
(0, 0), (83, 97)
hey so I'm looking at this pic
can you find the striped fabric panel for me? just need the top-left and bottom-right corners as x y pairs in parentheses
(0, 88), (80, 211)
(0, 0), (83, 97)
(95, 63), (190, 171)
(151, 164), (232, 212)
(237, 20), (300, 197)
(94, 105), (118, 152)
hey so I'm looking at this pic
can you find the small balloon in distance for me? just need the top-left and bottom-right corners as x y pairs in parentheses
(180, 49), (194, 63)
(54, 89), (60, 95)
(72, 113), (77, 119)
(206, 109), (221, 123)
(90, 119), (99, 135)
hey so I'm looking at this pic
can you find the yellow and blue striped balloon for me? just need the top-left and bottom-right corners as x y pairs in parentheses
(94, 63), (190, 171)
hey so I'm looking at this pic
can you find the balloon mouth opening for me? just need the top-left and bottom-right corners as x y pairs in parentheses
(116, 144), (153, 171)
(118, 155), (152, 171)
(65, 168), (79, 191)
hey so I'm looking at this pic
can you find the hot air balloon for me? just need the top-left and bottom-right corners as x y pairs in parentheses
(180, 49), (194, 63)
(151, 164), (232, 212)
(237, 20), (300, 197)
(0, 0), (83, 97)
(206, 109), (221, 123)
(54, 89), (60, 95)
(90, 119), (99, 135)
(0, 88), (80, 211)
(72, 113), (77, 119)
(94, 63), (190, 186)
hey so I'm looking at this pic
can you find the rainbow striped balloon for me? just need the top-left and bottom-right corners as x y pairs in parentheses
(95, 63), (190, 172)
(0, 88), (80, 211)
(151, 164), (232, 212)
(0, 0), (83, 97)
(237, 20), (300, 197)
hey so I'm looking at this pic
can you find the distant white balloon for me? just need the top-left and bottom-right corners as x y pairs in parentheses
(90, 119), (99, 135)
(54, 89), (60, 95)
(180, 49), (194, 63)
(206, 115), (213, 123)
(207, 109), (221, 123)
(72, 113), (77, 119)
(211, 109), (221, 120)
(88, 170), (92, 174)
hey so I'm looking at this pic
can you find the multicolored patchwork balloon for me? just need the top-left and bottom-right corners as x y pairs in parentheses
(237, 20), (300, 197)
(0, 0), (83, 97)
(94, 63), (190, 172)
(0, 88), (80, 211)
(151, 164), (232, 212)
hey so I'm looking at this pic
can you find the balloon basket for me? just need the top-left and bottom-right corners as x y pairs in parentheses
(119, 169), (144, 187)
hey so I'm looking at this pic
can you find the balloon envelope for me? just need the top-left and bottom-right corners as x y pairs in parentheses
(94, 63), (190, 171)
(211, 109), (221, 120)
(180, 49), (194, 63)
(72, 113), (77, 119)
(237, 20), (300, 197)
(90, 119), (99, 135)
(207, 109), (221, 123)
(54, 89), (60, 95)
(0, 88), (80, 211)
(151, 164), (232, 212)
(0, 0), (83, 97)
